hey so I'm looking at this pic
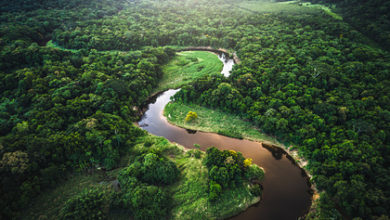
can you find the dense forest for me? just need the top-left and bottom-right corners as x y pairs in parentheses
(305, 0), (390, 51)
(0, 0), (389, 219)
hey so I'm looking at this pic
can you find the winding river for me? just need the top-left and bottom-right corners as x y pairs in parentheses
(138, 52), (312, 220)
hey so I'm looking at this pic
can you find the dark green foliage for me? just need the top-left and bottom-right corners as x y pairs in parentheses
(305, 0), (390, 51)
(245, 164), (264, 182)
(0, 0), (389, 218)
(208, 180), (222, 201)
(60, 186), (112, 220)
(118, 163), (172, 220)
(186, 149), (202, 159)
(209, 166), (230, 188)
(204, 147), (245, 172)
(249, 184), (262, 197)
(217, 129), (243, 139)
(126, 185), (170, 220)
(138, 153), (179, 185)
(204, 147), (261, 200)
(120, 152), (179, 185)
(0, 32), (173, 218)
(173, 5), (390, 218)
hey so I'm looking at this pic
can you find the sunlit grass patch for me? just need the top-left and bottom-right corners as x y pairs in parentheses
(164, 102), (281, 144)
(237, 0), (341, 20)
(157, 51), (223, 92)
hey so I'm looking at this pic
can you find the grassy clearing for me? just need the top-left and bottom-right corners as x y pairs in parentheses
(45, 40), (144, 54)
(45, 40), (79, 53)
(157, 51), (223, 92)
(236, 1), (341, 20)
(237, 1), (319, 14)
(299, 2), (342, 20)
(164, 102), (282, 144)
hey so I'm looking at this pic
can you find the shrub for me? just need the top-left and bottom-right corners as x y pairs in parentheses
(204, 147), (225, 169)
(249, 184), (262, 196)
(245, 164), (264, 181)
(118, 173), (171, 220)
(186, 149), (202, 158)
(209, 166), (230, 188)
(217, 129), (243, 139)
(185, 111), (198, 122)
(204, 147), (263, 201)
(121, 153), (179, 186)
(244, 158), (252, 167)
(122, 184), (170, 220)
(60, 186), (111, 220)
(140, 153), (179, 185)
(209, 181), (222, 201)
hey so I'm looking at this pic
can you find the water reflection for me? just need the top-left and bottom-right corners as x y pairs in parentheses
(217, 53), (235, 77)
(185, 128), (197, 134)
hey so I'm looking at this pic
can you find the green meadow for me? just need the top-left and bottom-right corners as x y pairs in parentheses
(157, 51), (223, 92)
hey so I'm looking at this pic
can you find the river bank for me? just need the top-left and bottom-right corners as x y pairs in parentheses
(136, 48), (315, 219)
(133, 135), (264, 220)
(163, 99), (319, 218)
(138, 88), (313, 219)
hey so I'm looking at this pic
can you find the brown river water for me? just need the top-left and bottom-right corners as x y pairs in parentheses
(138, 52), (312, 220)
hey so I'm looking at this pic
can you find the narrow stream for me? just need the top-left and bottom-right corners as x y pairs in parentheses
(138, 52), (312, 220)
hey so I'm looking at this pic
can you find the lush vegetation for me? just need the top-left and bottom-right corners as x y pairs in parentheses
(171, 4), (390, 219)
(0, 44), (176, 218)
(59, 186), (112, 220)
(120, 152), (179, 185)
(204, 147), (264, 201)
(1, 0), (389, 219)
(169, 144), (263, 220)
(158, 51), (223, 91)
(305, 0), (390, 51)
(22, 134), (262, 219)
(23, 171), (115, 219)
(117, 166), (172, 219)
(165, 102), (279, 142)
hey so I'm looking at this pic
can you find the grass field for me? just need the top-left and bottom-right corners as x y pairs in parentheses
(236, 1), (342, 20)
(164, 102), (282, 144)
(157, 51), (223, 92)
(237, 1), (319, 14)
